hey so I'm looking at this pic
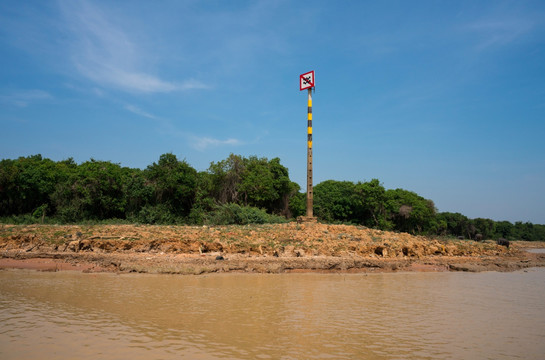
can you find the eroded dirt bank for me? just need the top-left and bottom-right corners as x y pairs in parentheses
(1, 223), (544, 274)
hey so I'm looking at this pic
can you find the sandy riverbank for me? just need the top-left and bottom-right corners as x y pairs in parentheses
(1, 223), (544, 274)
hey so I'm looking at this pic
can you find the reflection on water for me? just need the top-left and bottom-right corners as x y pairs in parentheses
(1, 269), (544, 360)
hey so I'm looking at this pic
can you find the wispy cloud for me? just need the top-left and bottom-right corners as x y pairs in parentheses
(0, 90), (52, 107)
(123, 103), (240, 151)
(191, 136), (241, 151)
(124, 104), (159, 120)
(464, 17), (534, 51)
(58, 0), (207, 93)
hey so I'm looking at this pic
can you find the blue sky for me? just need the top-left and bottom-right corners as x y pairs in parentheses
(1, 1), (544, 224)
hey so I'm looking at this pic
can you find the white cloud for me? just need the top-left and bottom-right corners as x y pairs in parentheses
(191, 136), (241, 151)
(123, 104), (239, 151)
(124, 104), (159, 120)
(59, 0), (207, 93)
(0, 90), (52, 107)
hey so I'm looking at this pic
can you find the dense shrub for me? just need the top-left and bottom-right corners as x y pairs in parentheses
(131, 204), (178, 225)
(205, 203), (287, 225)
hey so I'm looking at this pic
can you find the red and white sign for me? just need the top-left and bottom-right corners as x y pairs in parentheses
(300, 70), (315, 91)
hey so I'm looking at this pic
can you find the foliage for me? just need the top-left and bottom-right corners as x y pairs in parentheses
(51, 159), (127, 222)
(355, 179), (391, 229)
(436, 212), (472, 238)
(204, 203), (287, 225)
(206, 154), (297, 216)
(145, 153), (197, 217)
(473, 218), (496, 239)
(187, 171), (216, 225)
(384, 189), (436, 234)
(314, 180), (361, 223)
(288, 190), (306, 218)
(131, 204), (178, 225)
(1, 153), (544, 240)
(0, 155), (73, 217)
(123, 168), (153, 218)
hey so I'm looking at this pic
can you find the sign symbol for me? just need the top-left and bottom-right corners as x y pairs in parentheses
(299, 71), (315, 90)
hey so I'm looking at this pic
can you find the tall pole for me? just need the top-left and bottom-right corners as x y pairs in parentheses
(306, 87), (313, 218)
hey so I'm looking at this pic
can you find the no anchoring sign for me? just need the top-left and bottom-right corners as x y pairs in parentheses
(300, 70), (315, 91)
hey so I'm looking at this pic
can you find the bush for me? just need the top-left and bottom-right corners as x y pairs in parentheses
(0, 214), (40, 225)
(205, 203), (287, 225)
(56, 204), (83, 223)
(187, 206), (207, 225)
(132, 204), (177, 224)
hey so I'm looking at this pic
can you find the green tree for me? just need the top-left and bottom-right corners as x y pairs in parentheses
(0, 158), (19, 216)
(238, 156), (281, 209)
(145, 153), (197, 218)
(123, 168), (153, 218)
(207, 154), (297, 216)
(473, 218), (496, 239)
(514, 221), (536, 241)
(494, 220), (514, 239)
(188, 171), (216, 225)
(289, 191), (306, 218)
(436, 212), (472, 238)
(0, 155), (74, 218)
(355, 179), (390, 229)
(208, 154), (245, 204)
(385, 189), (436, 234)
(314, 180), (361, 223)
(239, 156), (294, 214)
(52, 159), (127, 221)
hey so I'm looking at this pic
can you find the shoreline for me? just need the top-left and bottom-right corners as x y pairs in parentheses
(1, 223), (544, 275)
(1, 251), (543, 274)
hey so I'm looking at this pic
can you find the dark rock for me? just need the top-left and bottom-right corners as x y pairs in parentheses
(80, 239), (92, 251)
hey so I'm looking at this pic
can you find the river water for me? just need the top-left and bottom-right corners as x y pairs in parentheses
(1, 268), (544, 360)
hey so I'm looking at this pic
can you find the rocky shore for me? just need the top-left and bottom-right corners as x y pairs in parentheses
(1, 223), (544, 274)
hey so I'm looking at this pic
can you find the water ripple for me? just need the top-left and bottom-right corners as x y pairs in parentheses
(1, 269), (544, 359)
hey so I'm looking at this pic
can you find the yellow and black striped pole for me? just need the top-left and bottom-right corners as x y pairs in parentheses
(307, 87), (313, 218)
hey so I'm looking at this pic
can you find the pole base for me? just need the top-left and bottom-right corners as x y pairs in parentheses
(296, 216), (317, 224)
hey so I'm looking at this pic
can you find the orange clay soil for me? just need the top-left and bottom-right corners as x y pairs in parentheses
(1, 223), (544, 274)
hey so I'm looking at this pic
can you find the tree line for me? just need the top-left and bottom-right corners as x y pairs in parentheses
(1, 154), (544, 241)
(309, 179), (545, 241)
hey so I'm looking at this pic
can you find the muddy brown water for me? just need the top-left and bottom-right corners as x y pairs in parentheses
(1, 269), (544, 360)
